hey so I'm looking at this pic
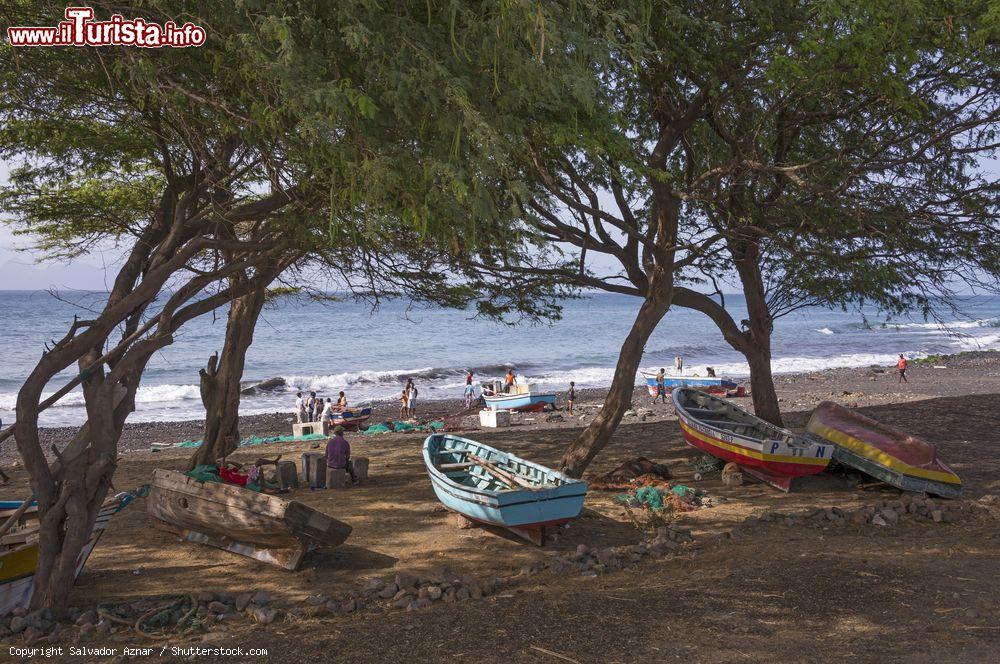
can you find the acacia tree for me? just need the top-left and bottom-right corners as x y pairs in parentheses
(666, 0), (1000, 425)
(0, 1), (379, 611)
(2, 0), (567, 611)
(441, 0), (1000, 474)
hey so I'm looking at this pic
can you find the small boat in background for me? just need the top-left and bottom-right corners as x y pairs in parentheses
(148, 470), (352, 570)
(806, 401), (962, 498)
(645, 373), (742, 398)
(1, 490), (140, 616)
(672, 388), (833, 491)
(329, 406), (372, 430)
(423, 434), (587, 544)
(483, 383), (556, 412)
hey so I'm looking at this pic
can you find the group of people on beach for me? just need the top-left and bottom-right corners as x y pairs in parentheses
(295, 390), (348, 424)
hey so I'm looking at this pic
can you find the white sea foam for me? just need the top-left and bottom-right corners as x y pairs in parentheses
(815, 327), (835, 335)
(951, 332), (1000, 351)
(881, 317), (1000, 331)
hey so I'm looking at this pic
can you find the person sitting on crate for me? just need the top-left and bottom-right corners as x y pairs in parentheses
(325, 425), (357, 484)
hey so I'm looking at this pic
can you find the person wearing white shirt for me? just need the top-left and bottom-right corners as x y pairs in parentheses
(295, 392), (305, 423)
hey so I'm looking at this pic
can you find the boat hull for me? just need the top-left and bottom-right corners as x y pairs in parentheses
(483, 392), (556, 412)
(806, 401), (962, 498)
(0, 492), (136, 616)
(148, 470), (352, 570)
(329, 407), (372, 430)
(672, 389), (833, 492)
(423, 434), (587, 544)
(647, 376), (739, 397)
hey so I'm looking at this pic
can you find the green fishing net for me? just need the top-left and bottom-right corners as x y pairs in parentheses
(362, 420), (445, 436)
(167, 432), (326, 450)
(613, 486), (670, 509)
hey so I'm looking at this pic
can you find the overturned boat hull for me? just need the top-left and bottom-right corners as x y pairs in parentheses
(806, 401), (962, 499)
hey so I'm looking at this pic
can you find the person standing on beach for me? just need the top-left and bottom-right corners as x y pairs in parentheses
(897, 354), (908, 383)
(464, 381), (476, 408)
(567, 381), (576, 413)
(406, 380), (419, 418)
(295, 392), (305, 423)
(321, 398), (333, 424)
(653, 368), (667, 404)
(505, 369), (517, 394)
(674, 356), (683, 374)
(309, 392), (319, 422)
(466, 370), (473, 386)
(399, 389), (409, 419)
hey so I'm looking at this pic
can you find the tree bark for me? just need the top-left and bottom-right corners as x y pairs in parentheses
(188, 286), (268, 469)
(560, 295), (671, 477)
(732, 242), (783, 427)
(743, 336), (781, 425)
(672, 240), (785, 427)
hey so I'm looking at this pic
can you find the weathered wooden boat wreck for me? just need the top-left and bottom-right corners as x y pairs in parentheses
(148, 469), (352, 570)
(806, 401), (963, 499)
(423, 433), (587, 545)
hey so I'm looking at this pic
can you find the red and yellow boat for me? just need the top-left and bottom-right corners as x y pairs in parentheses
(806, 401), (962, 499)
(672, 388), (833, 491)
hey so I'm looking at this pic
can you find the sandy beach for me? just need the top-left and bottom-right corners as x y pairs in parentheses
(1, 351), (998, 661)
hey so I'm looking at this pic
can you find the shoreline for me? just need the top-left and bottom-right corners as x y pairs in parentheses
(7, 349), (1000, 465)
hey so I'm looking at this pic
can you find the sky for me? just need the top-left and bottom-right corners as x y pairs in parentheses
(2, 153), (997, 294)
(0, 160), (121, 290)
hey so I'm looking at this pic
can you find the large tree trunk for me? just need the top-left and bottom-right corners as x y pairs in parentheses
(188, 287), (268, 469)
(732, 243), (783, 427)
(560, 296), (671, 477)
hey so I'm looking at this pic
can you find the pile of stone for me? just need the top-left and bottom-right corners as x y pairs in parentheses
(355, 571), (502, 612)
(1, 607), (60, 644)
(735, 493), (998, 536)
(519, 524), (694, 578)
(1, 522), (705, 644)
(621, 407), (656, 422)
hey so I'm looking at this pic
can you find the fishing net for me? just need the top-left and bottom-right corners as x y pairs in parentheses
(588, 457), (672, 491)
(159, 432), (326, 451)
(687, 455), (725, 474)
(362, 420), (445, 436)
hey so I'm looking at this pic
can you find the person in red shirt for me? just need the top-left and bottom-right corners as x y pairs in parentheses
(897, 354), (908, 383)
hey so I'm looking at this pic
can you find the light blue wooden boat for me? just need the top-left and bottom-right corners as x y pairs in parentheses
(645, 375), (739, 397)
(423, 434), (587, 544)
(482, 391), (556, 412)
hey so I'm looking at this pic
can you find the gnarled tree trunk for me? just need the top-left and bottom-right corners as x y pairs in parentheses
(560, 295), (671, 477)
(672, 239), (783, 427)
(188, 285), (268, 470)
(732, 243), (782, 426)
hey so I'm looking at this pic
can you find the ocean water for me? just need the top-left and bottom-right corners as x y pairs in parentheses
(1, 290), (999, 427)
